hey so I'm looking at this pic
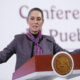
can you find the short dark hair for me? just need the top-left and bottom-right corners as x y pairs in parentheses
(28, 8), (44, 19)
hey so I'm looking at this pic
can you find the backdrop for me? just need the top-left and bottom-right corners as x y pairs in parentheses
(0, 0), (80, 80)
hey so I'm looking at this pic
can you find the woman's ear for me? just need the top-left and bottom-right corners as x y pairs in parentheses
(42, 19), (44, 25)
(43, 19), (44, 24)
(26, 17), (29, 24)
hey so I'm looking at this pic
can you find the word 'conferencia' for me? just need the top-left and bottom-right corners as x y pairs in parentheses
(19, 5), (80, 20)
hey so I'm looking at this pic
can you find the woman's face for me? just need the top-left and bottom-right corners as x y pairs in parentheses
(27, 10), (44, 34)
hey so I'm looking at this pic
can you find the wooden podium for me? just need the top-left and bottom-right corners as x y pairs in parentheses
(12, 54), (80, 80)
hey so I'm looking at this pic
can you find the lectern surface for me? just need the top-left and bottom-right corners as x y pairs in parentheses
(13, 54), (80, 80)
(14, 70), (80, 80)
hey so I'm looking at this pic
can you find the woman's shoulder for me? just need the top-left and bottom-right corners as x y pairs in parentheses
(14, 33), (27, 39)
(42, 35), (55, 42)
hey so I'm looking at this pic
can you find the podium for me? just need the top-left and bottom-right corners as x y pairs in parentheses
(12, 54), (80, 80)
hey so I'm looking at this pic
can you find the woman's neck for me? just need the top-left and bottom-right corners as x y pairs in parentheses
(32, 33), (38, 38)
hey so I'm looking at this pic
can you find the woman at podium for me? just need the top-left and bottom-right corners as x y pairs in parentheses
(0, 8), (79, 71)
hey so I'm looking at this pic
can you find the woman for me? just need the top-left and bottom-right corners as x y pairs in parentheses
(0, 8), (79, 70)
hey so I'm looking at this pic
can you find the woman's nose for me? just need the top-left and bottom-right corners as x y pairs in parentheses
(34, 19), (38, 23)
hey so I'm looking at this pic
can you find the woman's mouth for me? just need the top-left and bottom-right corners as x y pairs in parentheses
(33, 25), (38, 28)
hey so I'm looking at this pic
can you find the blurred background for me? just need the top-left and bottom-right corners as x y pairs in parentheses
(0, 0), (80, 80)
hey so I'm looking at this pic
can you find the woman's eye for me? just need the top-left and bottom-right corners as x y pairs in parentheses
(30, 17), (34, 20)
(30, 17), (42, 21)
(37, 17), (41, 21)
